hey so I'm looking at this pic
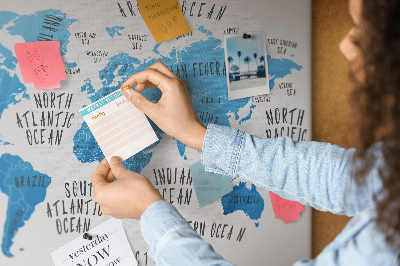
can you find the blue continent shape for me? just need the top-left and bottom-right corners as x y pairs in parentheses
(0, 154), (51, 257)
(0, 139), (12, 146)
(0, 11), (29, 121)
(7, 9), (77, 55)
(106, 26), (125, 38)
(221, 181), (265, 227)
(267, 55), (303, 89)
(65, 62), (77, 68)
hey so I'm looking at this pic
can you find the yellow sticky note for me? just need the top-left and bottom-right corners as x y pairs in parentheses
(137, 0), (191, 43)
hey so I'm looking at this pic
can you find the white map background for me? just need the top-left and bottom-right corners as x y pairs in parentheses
(0, 0), (312, 265)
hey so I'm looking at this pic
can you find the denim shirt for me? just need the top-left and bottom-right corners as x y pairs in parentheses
(140, 124), (399, 265)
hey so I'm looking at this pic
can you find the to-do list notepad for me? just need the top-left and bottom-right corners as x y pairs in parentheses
(80, 90), (158, 162)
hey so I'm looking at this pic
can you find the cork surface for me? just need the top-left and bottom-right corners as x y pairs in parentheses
(311, 0), (353, 258)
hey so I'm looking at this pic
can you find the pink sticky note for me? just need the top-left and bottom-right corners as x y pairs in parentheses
(269, 191), (304, 223)
(14, 41), (66, 90)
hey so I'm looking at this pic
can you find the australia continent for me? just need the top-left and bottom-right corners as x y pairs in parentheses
(221, 182), (265, 227)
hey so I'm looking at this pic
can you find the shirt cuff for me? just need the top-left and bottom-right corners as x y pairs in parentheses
(201, 124), (245, 176)
(140, 200), (190, 260)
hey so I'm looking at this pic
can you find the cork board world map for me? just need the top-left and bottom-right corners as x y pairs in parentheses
(0, 1), (312, 265)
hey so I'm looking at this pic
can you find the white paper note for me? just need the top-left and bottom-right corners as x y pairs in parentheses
(51, 218), (138, 266)
(79, 90), (159, 162)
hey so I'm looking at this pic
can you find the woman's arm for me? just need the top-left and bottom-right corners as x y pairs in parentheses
(92, 158), (234, 266)
(202, 124), (382, 216)
(141, 201), (234, 265)
(119, 61), (382, 216)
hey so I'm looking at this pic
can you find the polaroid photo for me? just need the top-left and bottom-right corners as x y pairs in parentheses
(224, 32), (270, 100)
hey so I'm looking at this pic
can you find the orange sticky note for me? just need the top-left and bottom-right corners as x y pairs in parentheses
(137, 0), (191, 43)
(14, 41), (66, 90)
(269, 192), (304, 224)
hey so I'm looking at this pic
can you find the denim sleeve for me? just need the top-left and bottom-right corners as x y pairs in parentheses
(140, 200), (234, 266)
(201, 124), (382, 216)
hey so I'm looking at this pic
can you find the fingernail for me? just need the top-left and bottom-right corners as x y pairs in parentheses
(120, 85), (129, 92)
(123, 88), (134, 100)
(110, 156), (122, 165)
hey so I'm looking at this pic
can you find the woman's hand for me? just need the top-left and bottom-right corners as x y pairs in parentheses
(120, 61), (206, 151)
(92, 157), (164, 219)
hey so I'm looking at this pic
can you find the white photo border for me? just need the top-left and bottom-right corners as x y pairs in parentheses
(224, 31), (270, 100)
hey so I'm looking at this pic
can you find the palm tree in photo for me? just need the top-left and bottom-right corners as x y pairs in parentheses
(244, 56), (251, 78)
(260, 55), (265, 68)
(228, 56), (233, 73)
(259, 55), (266, 77)
(253, 53), (258, 76)
(237, 51), (242, 77)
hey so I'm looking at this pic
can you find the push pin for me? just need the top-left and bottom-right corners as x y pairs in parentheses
(242, 33), (252, 39)
(83, 233), (93, 240)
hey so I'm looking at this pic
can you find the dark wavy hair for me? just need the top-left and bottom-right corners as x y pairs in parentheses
(350, 0), (400, 252)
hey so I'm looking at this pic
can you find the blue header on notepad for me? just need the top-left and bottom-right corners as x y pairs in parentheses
(80, 91), (123, 116)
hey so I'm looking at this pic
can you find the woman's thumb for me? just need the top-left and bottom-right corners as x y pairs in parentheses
(122, 88), (153, 115)
(109, 156), (128, 178)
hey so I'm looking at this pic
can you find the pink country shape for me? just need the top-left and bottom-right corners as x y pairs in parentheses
(269, 191), (304, 223)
